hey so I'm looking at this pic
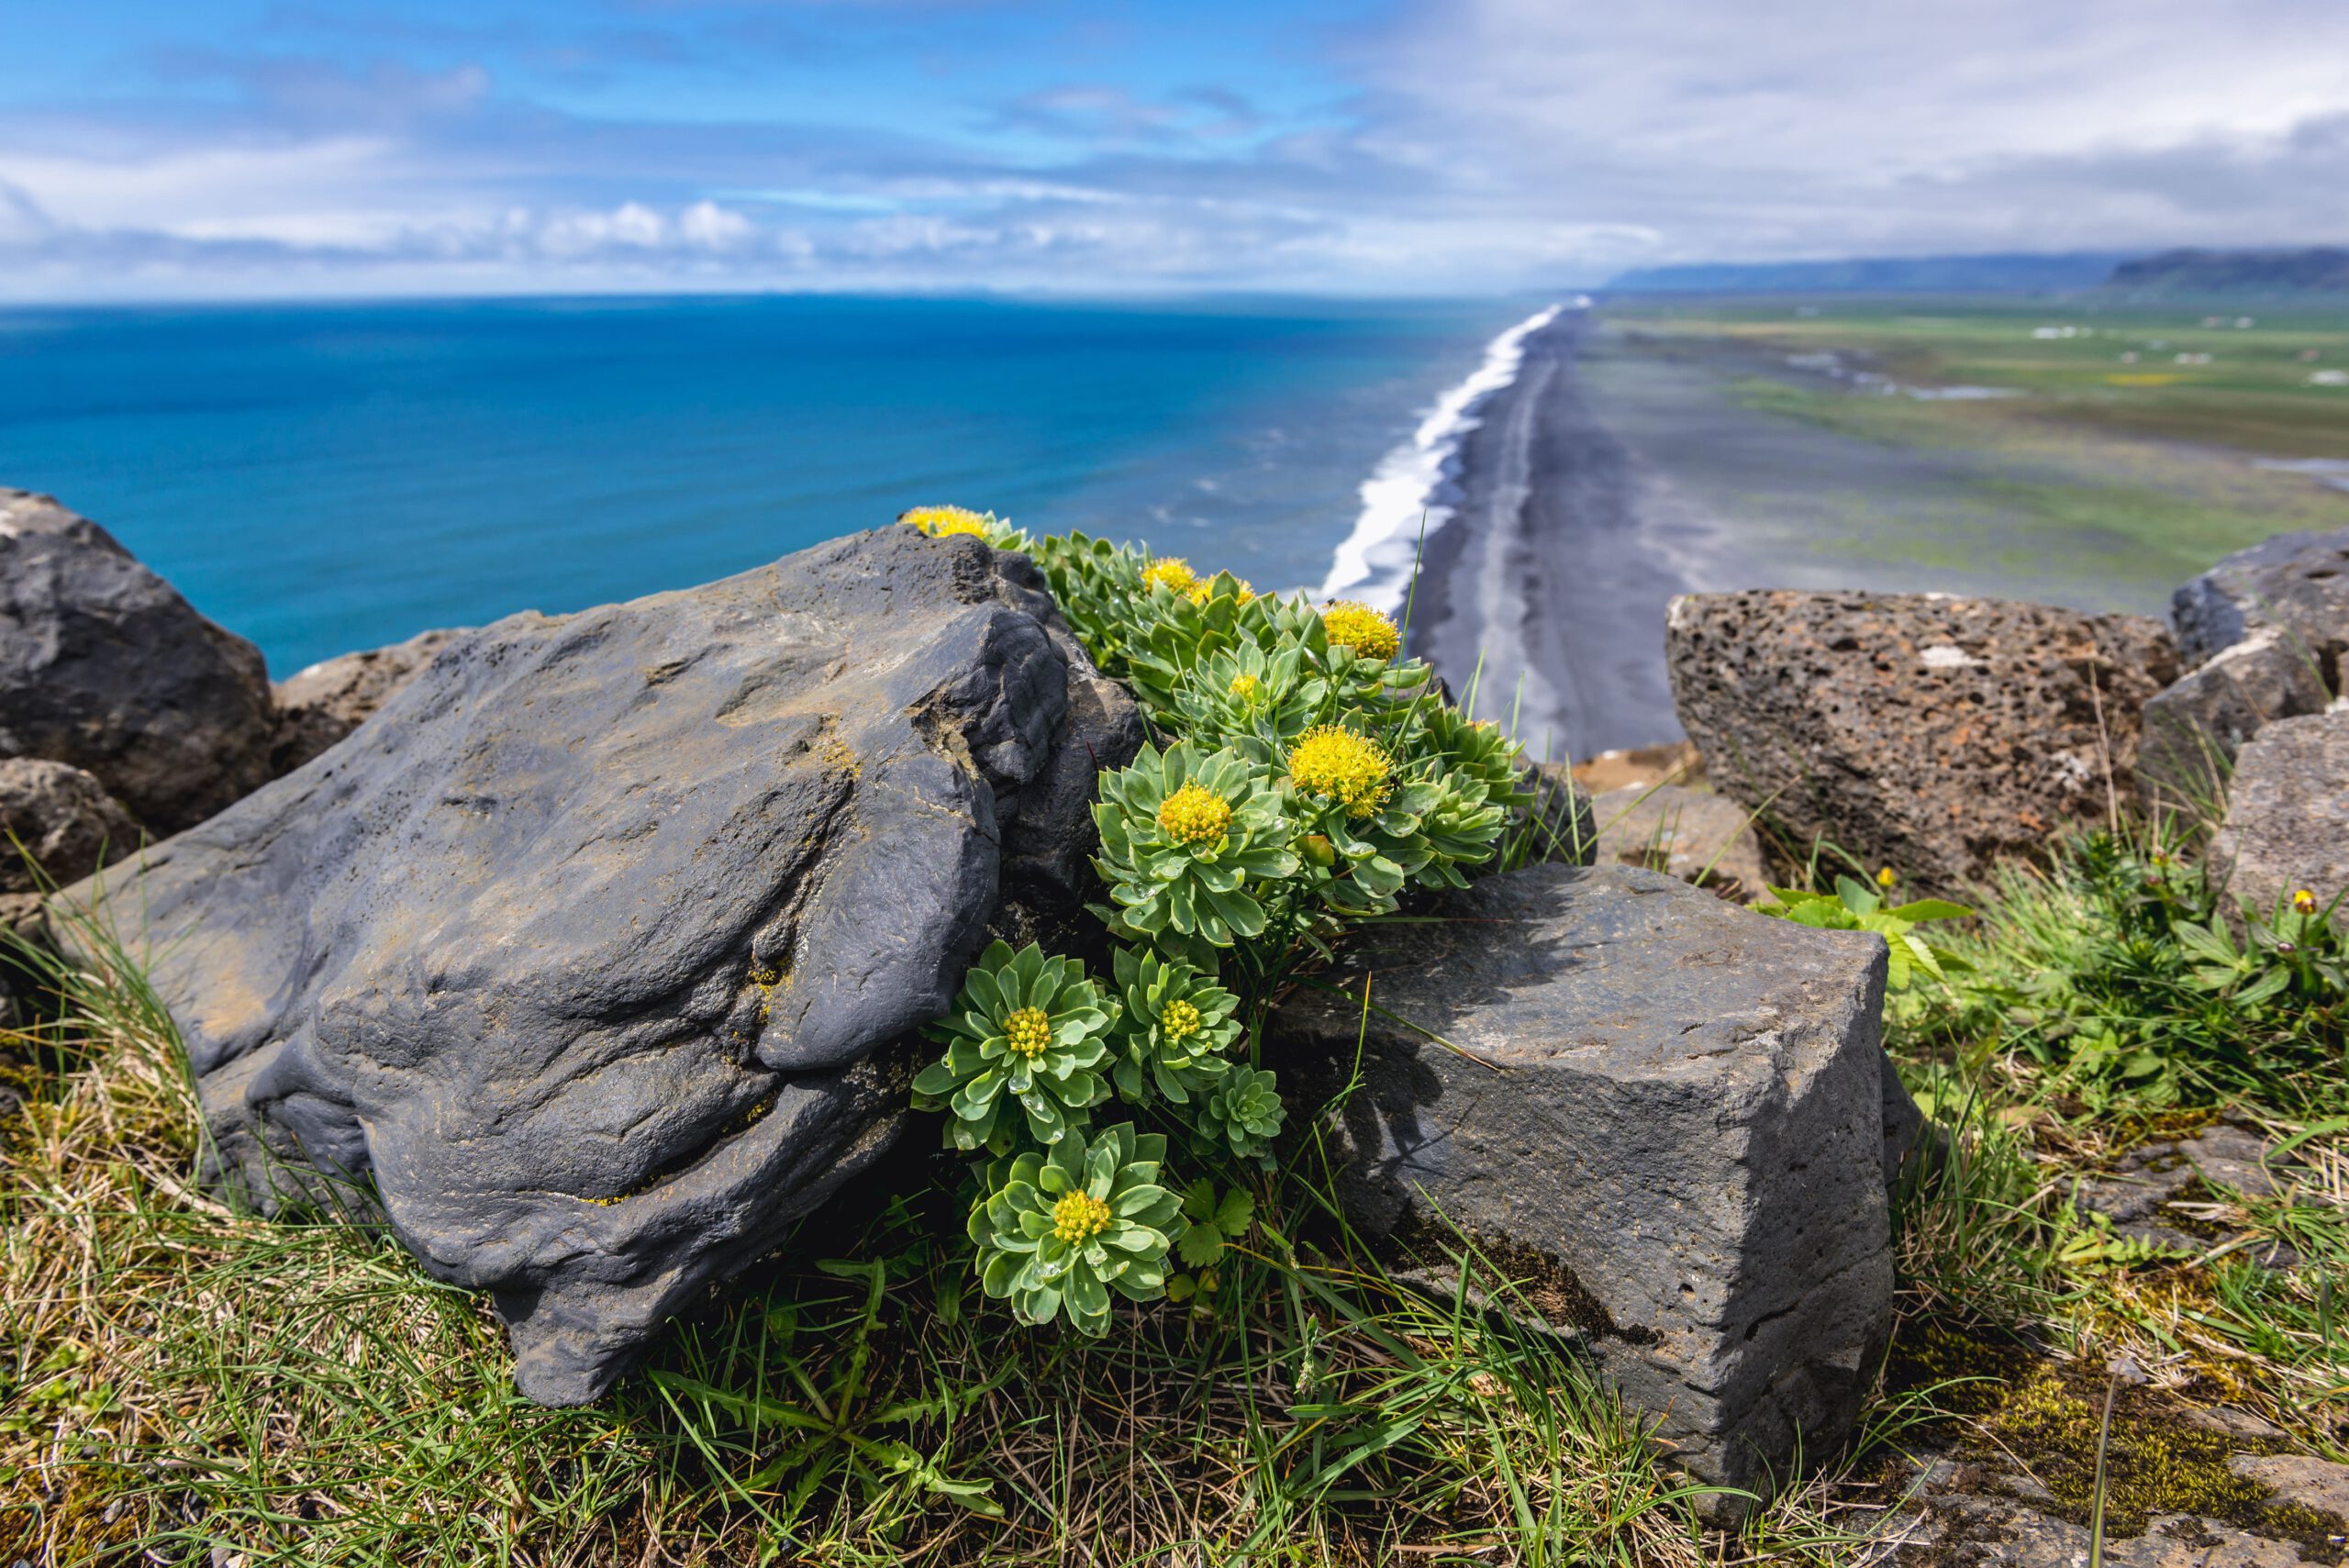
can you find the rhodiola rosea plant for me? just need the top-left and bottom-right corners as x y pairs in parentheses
(900, 506), (1533, 1331)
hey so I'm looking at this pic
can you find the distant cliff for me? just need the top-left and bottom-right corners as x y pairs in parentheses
(2106, 248), (2349, 294)
(1602, 251), (2129, 294)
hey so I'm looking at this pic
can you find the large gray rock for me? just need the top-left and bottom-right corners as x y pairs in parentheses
(270, 626), (471, 775)
(2136, 628), (2332, 813)
(0, 490), (274, 834)
(1667, 590), (2178, 894)
(65, 528), (1141, 1404)
(2209, 710), (2349, 917)
(1272, 862), (1900, 1504)
(0, 757), (141, 895)
(2138, 528), (2348, 810)
(2172, 526), (2349, 673)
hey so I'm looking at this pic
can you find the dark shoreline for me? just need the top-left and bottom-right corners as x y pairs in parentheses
(1403, 310), (1695, 762)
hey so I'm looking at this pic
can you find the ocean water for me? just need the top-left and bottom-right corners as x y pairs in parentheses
(0, 294), (1541, 676)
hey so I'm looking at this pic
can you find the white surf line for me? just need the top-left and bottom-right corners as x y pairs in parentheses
(1317, 298), (1578, 613)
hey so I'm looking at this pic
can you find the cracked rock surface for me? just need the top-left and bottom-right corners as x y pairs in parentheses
(62, 528), (1140, 1405)
(1271, 862), (1904, 1507)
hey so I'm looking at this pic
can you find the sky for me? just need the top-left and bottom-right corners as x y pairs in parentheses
(2, 0), (2345, 301)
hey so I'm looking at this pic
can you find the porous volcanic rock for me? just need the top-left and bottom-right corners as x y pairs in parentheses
(270, 626), (471, 774)
(1666, 590), (2178, 893)
(1271, 862), (1904, 1505)
(0, 489), (274, 833)
(64, 528), (1141, 1405)
(2209, 710), (2349, 917)
(1589, 782), (1767, 896)
(2171, 525), (2349, 673)
(0, 756), (142, 894)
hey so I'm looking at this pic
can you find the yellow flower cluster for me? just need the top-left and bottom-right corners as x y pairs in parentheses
(1141, 557), (1198, 595)
(2298, 889), (2321, 915)
(1156, 782), (1234, 845)
(1004, 1005), (1053, 1056)
(1052, 1188), (1113, 1242)
(901, 506), (992, 539)
(1187, 576), (1254, 607)
(1228, 672), (1261, 702)
(1320, 600), (1399, 662)
(1287, 725), (1392, 819)
(1160, 997), (1204, 1041)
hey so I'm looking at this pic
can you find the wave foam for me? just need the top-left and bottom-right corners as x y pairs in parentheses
(1317, 300), (1575, 611)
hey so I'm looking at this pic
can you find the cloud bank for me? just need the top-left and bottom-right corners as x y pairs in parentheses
(2, 0), (2343, 299)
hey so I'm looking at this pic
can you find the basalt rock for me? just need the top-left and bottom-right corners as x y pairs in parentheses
(64, 528), (1141, 1405)
(0, 757), (142, 895)
(271, 626), (472, 775)
(2209, 710), (2349, 918)
(1271, 862), (1903, 1507)
(1589, 782), (1766, 896)
(0, 489), (274, 834)
(2137, 528), (2348, 810)
(1666, 590), (2177, 894)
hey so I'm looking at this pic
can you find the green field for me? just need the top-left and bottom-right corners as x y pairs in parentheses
(1595, 295), (2349, 610)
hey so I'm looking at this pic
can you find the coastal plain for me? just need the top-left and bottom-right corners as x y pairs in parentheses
(1406, 295), (2349, 757)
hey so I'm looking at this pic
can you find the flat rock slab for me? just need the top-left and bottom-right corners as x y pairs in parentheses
(1, 489), (274, 834)
(1271, 862), (1901, 1502)
(2211, 710), (2349, 917)
(1665, 590), (2178, 894)
(65, 528), (1139, 1405)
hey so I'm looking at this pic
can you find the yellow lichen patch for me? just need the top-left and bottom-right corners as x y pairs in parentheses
(1160, 997), (1204, 1042)
(1141, 557), (1197, 596)
(900, 505), (992, 538)
(1051, 1189), (1113, 1243)
(1155, 783), (1233, 846)
(1287, 725), (1392, 819)
(1320, 600), (1399, 662)
(1004, 1006), (1053, 1057)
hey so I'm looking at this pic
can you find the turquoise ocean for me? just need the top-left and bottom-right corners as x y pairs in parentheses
(0, 295), (1539, 675)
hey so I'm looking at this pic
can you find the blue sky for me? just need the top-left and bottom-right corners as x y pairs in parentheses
(3, 0), (2345, 300)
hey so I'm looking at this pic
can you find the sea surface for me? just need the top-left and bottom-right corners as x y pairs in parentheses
(0, 295), (1542, 676)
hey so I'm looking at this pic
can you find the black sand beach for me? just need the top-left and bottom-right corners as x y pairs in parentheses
(1404, 311), (1703, 760)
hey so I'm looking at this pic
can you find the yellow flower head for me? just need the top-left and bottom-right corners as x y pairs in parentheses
(1004, 1005), (1053, 1057)
(1187, 575), (1255, 606)
(1876, 867), (1898, 888)
(1160, 997), (1204, 1042)
(1287, 725), (1392, 819)
(1156, 782), (1233, 846)
(2297, 889), (2320, 915)
(1141, 557), (1198, 596)
(1321, 601), (1399, 662)
(1228, 672), (1262, 703)
(1052, 1189), (1113, 1243)
(900, 505), (993, 539)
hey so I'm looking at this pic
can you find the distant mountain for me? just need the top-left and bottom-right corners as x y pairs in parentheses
(1602, 252), (2132, 295)
(2106, 248), (2349, 294)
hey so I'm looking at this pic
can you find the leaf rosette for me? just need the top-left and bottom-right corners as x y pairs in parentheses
(1169, 641), (1326, 766)
(1108, 946), (1243, 1103)
(913, 940), (1114, 1153)
(969, 1122), (1185, 1334)
(1093, 742), (1298, 953)
(1197, 1065), (1286, 1162)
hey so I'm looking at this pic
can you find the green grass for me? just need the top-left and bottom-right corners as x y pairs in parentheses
(7, 805), (2349, 1562)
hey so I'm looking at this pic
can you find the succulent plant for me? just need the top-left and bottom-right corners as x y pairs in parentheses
(1108, 946), (1243, 1104)
(969, 1122), (1186, 1334)
(913, 940), (1114, 1153)
(1093, 742), (1298, 953)
(1196, 1065), (1286, 1162)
